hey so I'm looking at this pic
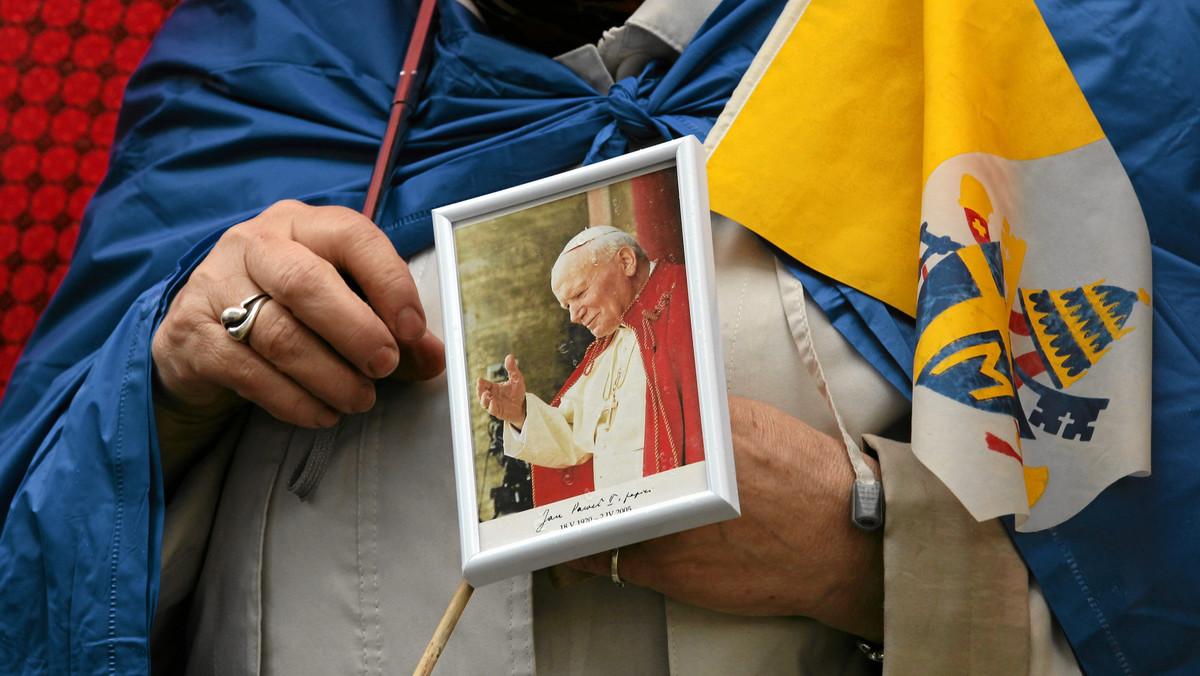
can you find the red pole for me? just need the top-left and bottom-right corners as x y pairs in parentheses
(361, 0), (439, 222)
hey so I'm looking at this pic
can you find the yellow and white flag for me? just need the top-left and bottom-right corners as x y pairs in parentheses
(707, 0), (1152, 530)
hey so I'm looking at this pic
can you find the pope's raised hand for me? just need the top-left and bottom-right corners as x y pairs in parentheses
(152, 200), (445, 485)
(476, 354), (527, 428)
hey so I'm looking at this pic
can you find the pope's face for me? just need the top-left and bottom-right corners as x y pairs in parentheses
(551, 245), (638, 338)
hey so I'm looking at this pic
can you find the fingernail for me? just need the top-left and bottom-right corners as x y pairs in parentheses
(316, 409), (341, 428)
(352, 382), (376, 413)
(396, 306), (425, 341)
(369, 346), (398, 378)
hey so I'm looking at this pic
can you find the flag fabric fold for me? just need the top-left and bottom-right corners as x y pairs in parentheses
(710, 0), (1152, 533)
(708, 0), (1199, 672)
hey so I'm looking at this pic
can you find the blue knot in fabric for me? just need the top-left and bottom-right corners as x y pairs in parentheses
(605, 77), (661, 141)
(585, 75), (675, 164)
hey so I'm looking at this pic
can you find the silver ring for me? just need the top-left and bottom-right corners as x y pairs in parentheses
(221, 293), (272, 342)
(610, 548), (625, 587)
(857, 640), (884, 662)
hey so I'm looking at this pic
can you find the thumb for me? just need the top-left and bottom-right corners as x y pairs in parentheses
(505, 354), (522, 380)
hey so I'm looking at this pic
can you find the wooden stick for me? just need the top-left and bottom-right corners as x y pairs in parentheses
(413, 579), (475, 676)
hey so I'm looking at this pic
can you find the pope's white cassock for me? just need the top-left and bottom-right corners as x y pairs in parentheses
(505, 304), (648, 490)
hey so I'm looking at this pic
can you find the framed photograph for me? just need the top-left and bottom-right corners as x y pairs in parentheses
(433, 137), (736, 587)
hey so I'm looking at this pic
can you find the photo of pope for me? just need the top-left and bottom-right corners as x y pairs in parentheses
(475, 225), (703, 508)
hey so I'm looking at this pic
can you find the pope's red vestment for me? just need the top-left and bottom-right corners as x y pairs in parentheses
(531, 262), (704, 506)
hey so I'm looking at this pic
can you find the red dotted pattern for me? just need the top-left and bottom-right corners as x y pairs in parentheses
(1, 0), (179, 395)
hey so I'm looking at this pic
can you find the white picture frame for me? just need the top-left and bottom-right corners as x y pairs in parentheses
(433, 136), (737, 587)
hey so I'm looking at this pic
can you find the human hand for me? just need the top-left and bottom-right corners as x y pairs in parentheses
(476, 354), (527, 428)
(571, 396), (884, 642)
(152, 200), (445, 440)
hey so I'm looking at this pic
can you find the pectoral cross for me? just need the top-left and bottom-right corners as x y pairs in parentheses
(599, 398), (619, 432)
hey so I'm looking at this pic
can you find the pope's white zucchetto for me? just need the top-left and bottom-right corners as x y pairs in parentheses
(558, 225), (623, 257)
